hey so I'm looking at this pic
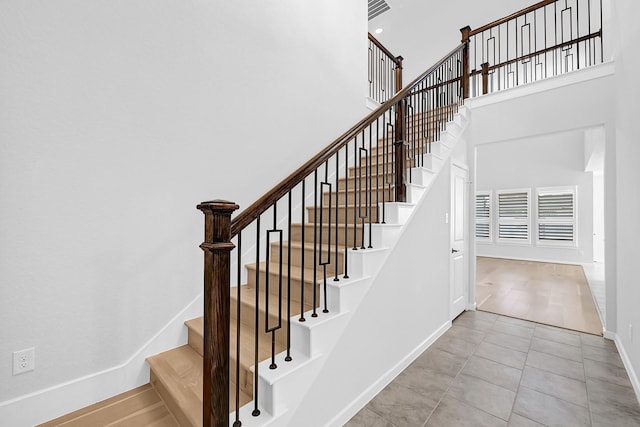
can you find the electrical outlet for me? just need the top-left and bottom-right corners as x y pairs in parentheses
(13, 348), (35, 375)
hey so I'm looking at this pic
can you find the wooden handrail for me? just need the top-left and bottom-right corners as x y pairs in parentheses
(480, 31), (602, 73)
(469, 0), (557, 36)
(230, 42), (466, 237)
(368, 32), (402, 67)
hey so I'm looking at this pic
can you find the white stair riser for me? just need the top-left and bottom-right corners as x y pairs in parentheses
(421, 153), (443, 170)
(409, 167), (435, 187)
(380, 202), (415, 225)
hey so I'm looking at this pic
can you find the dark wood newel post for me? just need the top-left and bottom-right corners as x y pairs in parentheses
(197, 200), (239, 427)
(395, 56), (404, 94)
(460, 26), (471, 99)
(394, 55), (407, 203)
(481, 62), (489, 95)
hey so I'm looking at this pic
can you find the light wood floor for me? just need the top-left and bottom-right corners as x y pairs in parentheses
(37, 384), (179, 427)
(476, 257), (603, 335)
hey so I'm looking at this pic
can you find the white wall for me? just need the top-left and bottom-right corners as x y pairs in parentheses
(0, 0), (367, 418)
(286, 161), (453, 426)
(467, 65), (617, 332)
(476, 131), (594, 263)
(369, 0), (533, 81)
(592, 171), (605, 263)
(611, 0), (640, 398)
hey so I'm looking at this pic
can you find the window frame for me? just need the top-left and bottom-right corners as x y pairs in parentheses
(475, 190), (492, 243)
(496, 188), (531, 245)
(535, 186), (578, 247)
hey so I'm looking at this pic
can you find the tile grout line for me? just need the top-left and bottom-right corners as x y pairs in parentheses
(420, 336), (476, 427)
(581, 339), (595, 427)
(507, 321), (538, 425)
(423, 313), (509, 426)
(347, 310), (636, 427)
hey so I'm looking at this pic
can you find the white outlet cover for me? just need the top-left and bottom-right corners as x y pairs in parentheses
(13, 348), (35, 375)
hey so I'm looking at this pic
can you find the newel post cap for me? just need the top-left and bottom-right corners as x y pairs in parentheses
(197, 199), (239, 213)
(460, 25), (471, 41)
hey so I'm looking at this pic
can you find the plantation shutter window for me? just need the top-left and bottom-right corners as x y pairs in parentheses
(475, 192), (491, 241)
(497, 190), (529, 242)
(537, 188), (576, 245)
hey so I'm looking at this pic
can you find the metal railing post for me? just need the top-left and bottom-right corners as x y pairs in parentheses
(197, 200), (239, 427)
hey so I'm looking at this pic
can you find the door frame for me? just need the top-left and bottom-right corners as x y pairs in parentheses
(450, 161), (471, 319)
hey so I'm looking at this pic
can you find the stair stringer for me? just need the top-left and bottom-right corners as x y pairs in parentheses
(231, 106), (469, 426)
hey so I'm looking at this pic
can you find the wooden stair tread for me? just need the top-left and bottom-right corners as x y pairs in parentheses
(276, 239), (347, 252)
(147, 345), (203, 427)
(103, 401), (178, 427)
(246, 261), (329, 284)
(147, 345), (250, 426)
(338, 170), (394, 180)
(37, 384), (179, 427)
(184, 317), (286, 372)
(291, 222), (363, 230)
(307, 203), (381, 209)
(232, 283), (315, 318)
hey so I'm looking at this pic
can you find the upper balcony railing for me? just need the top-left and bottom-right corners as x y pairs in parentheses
(368, 32), (403, 103)
(461, 0), (603, 96)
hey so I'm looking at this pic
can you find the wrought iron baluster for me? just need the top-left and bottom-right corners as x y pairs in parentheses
(312, 170), (318, 317)
(334, 151), (340, 282)
(234, 232), (242, 427)
(321, 161), (331, 313)
(264, 204), (283, 370)
(343, 142), (350, 278)
(353, 134), (358, 250)
(299, 181), (306, 322)
(252, 215), (261, 417)
(368, 125), (373, 248)
(285, 193), (292, 362)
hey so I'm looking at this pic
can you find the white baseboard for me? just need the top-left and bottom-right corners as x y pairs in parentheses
(0, 293), (203, 427)
(325, 320), (452, 426)
(612, 333), (640, 406)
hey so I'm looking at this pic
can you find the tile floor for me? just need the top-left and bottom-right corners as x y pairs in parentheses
(345, 310), (640, 427)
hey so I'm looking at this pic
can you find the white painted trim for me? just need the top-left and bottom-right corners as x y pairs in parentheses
(0, 293), (204, 427)
(465, 61), (615, 109)
(612, 333), (640, 406)
(325, 320), (451, 426)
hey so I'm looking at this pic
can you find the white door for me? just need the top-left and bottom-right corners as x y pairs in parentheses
(450, 164), (469, 319)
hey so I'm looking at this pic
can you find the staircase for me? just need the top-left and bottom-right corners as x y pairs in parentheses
(144, 105), (466, 426)
(34, 1), (606, 425)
